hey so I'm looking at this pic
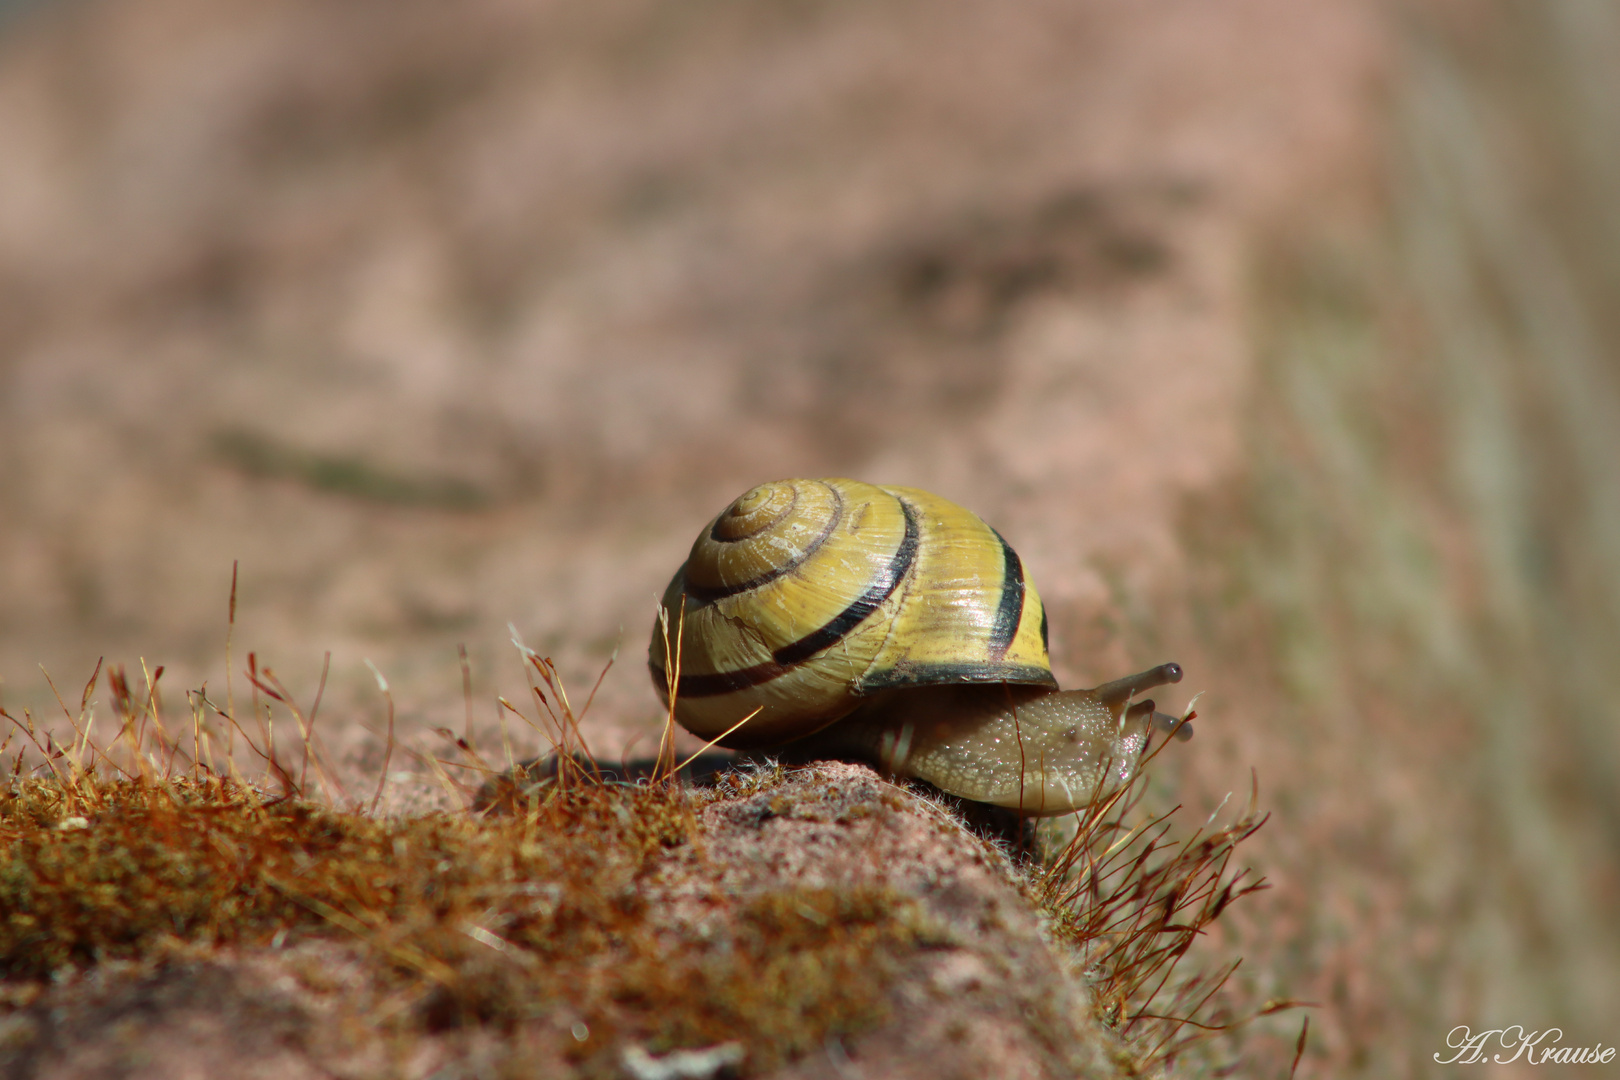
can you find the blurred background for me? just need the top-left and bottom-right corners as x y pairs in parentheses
(1, 0), (1617, 1075)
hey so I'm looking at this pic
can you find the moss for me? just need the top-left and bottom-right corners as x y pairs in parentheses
(0, 635), (1270, 1077)
(1028, 754), (1284, 1074)
(0, 771), (941, 1076)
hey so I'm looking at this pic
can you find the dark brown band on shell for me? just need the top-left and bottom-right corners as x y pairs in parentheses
(986, 527), (1025, 660)
(858, 661), (1057, 692)
(655, 495), (922, 698)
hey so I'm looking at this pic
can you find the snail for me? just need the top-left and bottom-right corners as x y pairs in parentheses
(648, 478), (1191, 816)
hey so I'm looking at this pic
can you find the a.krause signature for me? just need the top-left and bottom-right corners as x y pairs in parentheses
(1436, 1026), (1617, 1066)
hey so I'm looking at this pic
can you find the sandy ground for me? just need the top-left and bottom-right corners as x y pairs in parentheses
(0, 0), (1379, 737)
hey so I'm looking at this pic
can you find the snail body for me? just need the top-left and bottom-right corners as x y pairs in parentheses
(649, 478), (1190, 815)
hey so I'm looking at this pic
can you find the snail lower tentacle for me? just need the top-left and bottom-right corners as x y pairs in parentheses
(1125, 698), (1195, 742)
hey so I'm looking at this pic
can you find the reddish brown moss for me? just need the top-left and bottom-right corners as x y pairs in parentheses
(0, 771), (941, 1076)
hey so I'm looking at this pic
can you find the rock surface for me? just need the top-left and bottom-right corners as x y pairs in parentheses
(1, 765), (1133, 1080)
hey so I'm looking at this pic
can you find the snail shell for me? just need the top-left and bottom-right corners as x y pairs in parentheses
(649, 478), (1190, 815)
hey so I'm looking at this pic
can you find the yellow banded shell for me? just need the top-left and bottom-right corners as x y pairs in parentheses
(649, 478), (1055, 748)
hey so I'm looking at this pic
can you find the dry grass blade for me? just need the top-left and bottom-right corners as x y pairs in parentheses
(225, 561), (239, 743)
(364, 660), (396, 814)
(653, 599), (687, 785)
(505, 624), (603, 792)
(246, 659), (346, 805)
(675, 706), (762, 773)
